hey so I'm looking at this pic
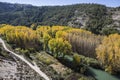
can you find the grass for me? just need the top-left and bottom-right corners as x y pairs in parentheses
(35, 51), (54, 65)
(33, 51), (73, 79)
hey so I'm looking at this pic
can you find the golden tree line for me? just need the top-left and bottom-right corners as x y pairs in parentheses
(0, 24), (120, 73)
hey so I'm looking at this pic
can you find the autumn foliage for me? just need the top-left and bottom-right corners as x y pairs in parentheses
(65, 29), (102, 58)
(0, 25), (102, 58)
(1, 24), (120, 74)
(0, 25), (40, 49)
(48, 38), (72, 58)
(96, 34), (120, 74)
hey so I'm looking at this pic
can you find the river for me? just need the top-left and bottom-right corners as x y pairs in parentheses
(88, 67), (120, 80)
(65, 55), (120, 80)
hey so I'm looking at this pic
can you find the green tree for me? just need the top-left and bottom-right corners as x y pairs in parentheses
(48, 38), (71, 58)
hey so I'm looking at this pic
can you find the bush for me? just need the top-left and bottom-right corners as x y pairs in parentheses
(73, 53), (100, 68)
(79, 76), (95, 80)
(73, 54), (81, 65)
(36, 53), (53, 65)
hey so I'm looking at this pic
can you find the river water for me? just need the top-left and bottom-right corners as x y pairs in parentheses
(65, 55), (120, 80)
(88, 67), (120, 80)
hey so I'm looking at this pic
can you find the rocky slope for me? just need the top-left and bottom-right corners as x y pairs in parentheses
(0, 57), (43, 80)
(112, 10), (120, 29)
(0, 42), (53, 80)
(0, 44), (44, 80)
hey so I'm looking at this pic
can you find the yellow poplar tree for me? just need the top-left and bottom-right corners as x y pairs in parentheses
(96, 34), (120, 74)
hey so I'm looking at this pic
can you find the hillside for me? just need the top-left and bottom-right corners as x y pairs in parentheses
(0, 2), (120, 34)
(0, 25), (120, 80)
(0, 2), (120, 80)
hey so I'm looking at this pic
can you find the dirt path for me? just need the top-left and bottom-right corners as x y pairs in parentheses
(0, 38), (50, 80)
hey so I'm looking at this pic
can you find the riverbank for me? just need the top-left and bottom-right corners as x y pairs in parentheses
(32, 51), (96, 80)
